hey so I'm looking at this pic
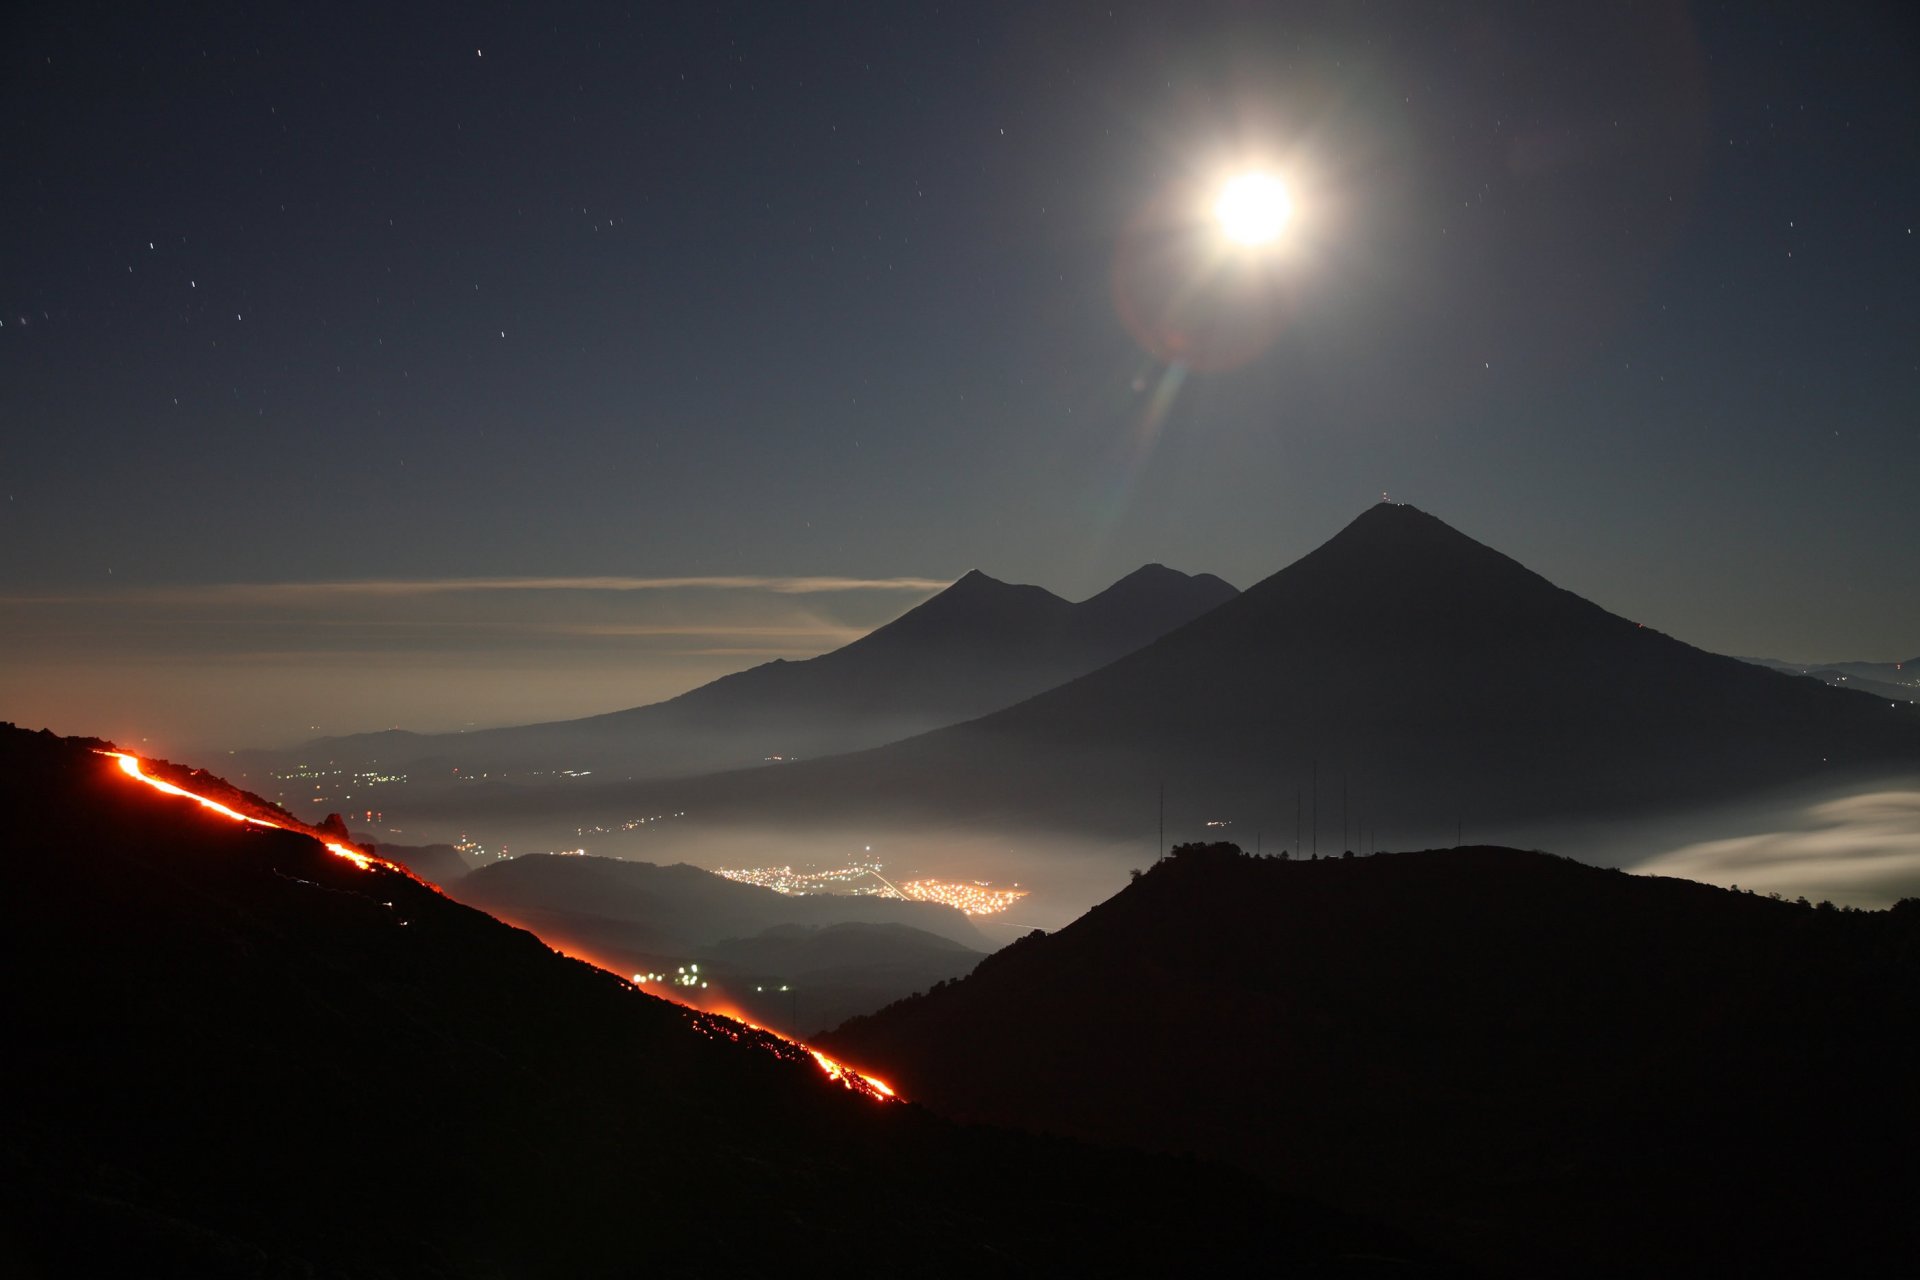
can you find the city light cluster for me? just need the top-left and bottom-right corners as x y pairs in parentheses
(260, 762), (411, 810)
(453, 834), (506, 862)
(714, 861), (1027, 915)
(898, 877), (1029, 916)
(714, 861), (892, 895)
(577, 810), (685, 838)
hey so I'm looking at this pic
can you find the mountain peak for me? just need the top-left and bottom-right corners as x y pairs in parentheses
(840, 570), (1071, 655)
(1085, 562), (1185, 598)
(1078, 562), (1238, 618)
(1239, 501), (1537, 610)
(921, 568), (1062, 609)
(947, 567), (1008, 591)
(1090, 562), (1186, 594)
(1335, 500), (1469, 543)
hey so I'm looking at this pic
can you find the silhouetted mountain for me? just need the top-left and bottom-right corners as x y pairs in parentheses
(581, 504), (1920, 841)
(1746, 655), (1919, 703)
(822, 841), (1920, 1278)
(0, 725), (1446, 1277)
(237, 563), (1236, 790)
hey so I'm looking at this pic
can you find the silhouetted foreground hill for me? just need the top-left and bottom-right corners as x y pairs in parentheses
(243, 562), (1235, 787)
(0, 725), (1453, 1277)
(581, 503), (1920, 840)
(822, 842), (1920, 1278)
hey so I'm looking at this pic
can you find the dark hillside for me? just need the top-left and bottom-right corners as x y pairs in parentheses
(824, 842), (1920, 1278)
(0, 726), (1445, 1277)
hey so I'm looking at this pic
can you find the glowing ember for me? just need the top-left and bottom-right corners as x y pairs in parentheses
(99, 748), (894, 1101)
(324, 841), (377, 870)
(812, 1049), (895, 1098)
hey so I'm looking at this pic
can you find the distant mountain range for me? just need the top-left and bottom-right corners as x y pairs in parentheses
(236, 562), (1236, 789)
(1745, 655), (1920, 703)
(822, 840), (1920, 1278)
(2, 725), (1435, 1275)
(544, 504), (1920, 844)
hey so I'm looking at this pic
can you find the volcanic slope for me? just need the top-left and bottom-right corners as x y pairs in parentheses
(251, 562), (1235, 784)
(823, 842), (1920, 1279)
(616, 503), (1920, 838)
(0, 725), (1450, 1278)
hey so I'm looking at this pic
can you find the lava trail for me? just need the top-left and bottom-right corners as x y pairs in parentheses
(97, 747), (895, 1101)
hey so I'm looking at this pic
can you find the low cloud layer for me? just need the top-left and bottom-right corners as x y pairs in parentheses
(0, 574), (943, 751)
(1635, 790), (1920, 907)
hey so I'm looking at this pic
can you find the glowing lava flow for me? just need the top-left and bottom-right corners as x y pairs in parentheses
(565, 954), (895, 1100)
(98, 749), (895, 1101)
(811, 1048), (896, 1098)
(103, 751), (380, 869)
(666, 991), (894, 1100)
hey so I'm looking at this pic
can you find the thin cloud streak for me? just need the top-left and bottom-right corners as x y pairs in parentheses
(0, 573), (929, 745)
(669, 646), (833, 657)
(559, 623), (866, 639)
(2, 575), (952, 606)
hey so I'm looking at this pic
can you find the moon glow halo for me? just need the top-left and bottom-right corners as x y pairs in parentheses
(1214, 172), (1293, 246)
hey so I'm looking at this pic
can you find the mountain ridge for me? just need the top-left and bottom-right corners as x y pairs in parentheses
(537, 503), (1920, 843)
(237, 562), (1237, 789)
(821, 839), (1920, 1278)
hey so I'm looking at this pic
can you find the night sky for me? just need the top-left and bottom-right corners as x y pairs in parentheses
(4, 1), (1916, 749)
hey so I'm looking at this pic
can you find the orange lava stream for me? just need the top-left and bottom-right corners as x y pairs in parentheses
(811, 1048), (896, 1098)
(97, 748), (894, 1101)
(675, 993), (894, 1099)
(535, 937), (896, 1101)
(103, 751), (380, 870)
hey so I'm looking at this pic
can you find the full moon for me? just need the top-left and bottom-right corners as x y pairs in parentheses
(1214, 172), (1292, 246)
